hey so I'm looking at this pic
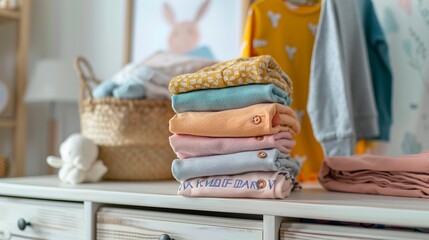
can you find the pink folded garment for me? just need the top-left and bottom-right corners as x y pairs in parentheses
(169, 132), (296, 159)
(318, 153), (429, 198)
(178, 171), (294, 199)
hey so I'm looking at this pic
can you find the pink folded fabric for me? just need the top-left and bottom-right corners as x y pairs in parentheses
(169, 132), (296, 159)
(319, 153), (429, 198)
(178, 171), (294, 199)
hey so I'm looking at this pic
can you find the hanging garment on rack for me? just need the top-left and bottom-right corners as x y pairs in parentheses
(308, 0), (379, 157)
(342, 1), (429, 157)
(358, 0), (429, 157)
(241, 0), (322, 182)
(355, 0), (393, 155)
(358, 0), (393, 141)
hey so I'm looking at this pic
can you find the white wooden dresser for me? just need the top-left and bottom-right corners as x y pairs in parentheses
(0, 176), (428, 240)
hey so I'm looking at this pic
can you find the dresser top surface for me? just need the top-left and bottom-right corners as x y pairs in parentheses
(0, 176), (428, 227)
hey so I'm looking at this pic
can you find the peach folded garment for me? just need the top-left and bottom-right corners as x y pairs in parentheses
(170, 132), (296, 159)
(178, 171), (294, 199)
(319, 153), (429, 198)
(169, 103), (300, 137)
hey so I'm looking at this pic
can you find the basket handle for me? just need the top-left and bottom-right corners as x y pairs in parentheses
(74, 56), (101, 100)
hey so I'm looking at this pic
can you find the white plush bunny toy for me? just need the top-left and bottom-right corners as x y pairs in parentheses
(47, 133), (107, 184)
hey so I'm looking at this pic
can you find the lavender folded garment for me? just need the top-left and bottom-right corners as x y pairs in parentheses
(172, 149), (301, 181)
(178, 171), (294, 199)
(169, 132), (295, 159)
(319, 152), (429, 198)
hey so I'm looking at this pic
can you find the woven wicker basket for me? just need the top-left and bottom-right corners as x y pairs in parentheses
(75, 57), (175, 180)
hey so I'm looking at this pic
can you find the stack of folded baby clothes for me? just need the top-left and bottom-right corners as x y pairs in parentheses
(168, 55), (302, 199)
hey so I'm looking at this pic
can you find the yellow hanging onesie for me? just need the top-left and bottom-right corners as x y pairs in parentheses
(241, 0), (322, 182)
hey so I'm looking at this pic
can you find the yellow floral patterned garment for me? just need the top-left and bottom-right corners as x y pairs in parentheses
(241, 0), (322, 182)
(168, 55), (293, 95)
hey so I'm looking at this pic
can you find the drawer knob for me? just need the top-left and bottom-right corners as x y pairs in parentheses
(159, 233), (174, 240)
(17, 218), (31, 231)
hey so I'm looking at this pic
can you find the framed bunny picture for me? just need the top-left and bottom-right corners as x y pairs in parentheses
(124, 0), (251, 64)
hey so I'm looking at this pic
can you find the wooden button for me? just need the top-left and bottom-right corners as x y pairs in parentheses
(255, 136), (264, 141)
(258, 151), (267, 158)
(257, 179), (266, 189)
(252, 115), (261, 124)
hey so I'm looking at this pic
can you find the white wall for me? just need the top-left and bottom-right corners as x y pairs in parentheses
(25, 0), (126, 175)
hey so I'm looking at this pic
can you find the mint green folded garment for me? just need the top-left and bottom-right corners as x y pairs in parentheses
(171, 149), (301, 181)
(172, 84), (291, 113)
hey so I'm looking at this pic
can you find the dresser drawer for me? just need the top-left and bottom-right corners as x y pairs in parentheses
(97, 207), (262, 240)
(280, 222), (429, 240)
(0, 197), (84, 240)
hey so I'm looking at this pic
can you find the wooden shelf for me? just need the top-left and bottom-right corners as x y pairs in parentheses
(0, 0), (29, 177)
(0, 8), (20, 24)
(1, 176), (429, 228)
(0, 118), (15, 127)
